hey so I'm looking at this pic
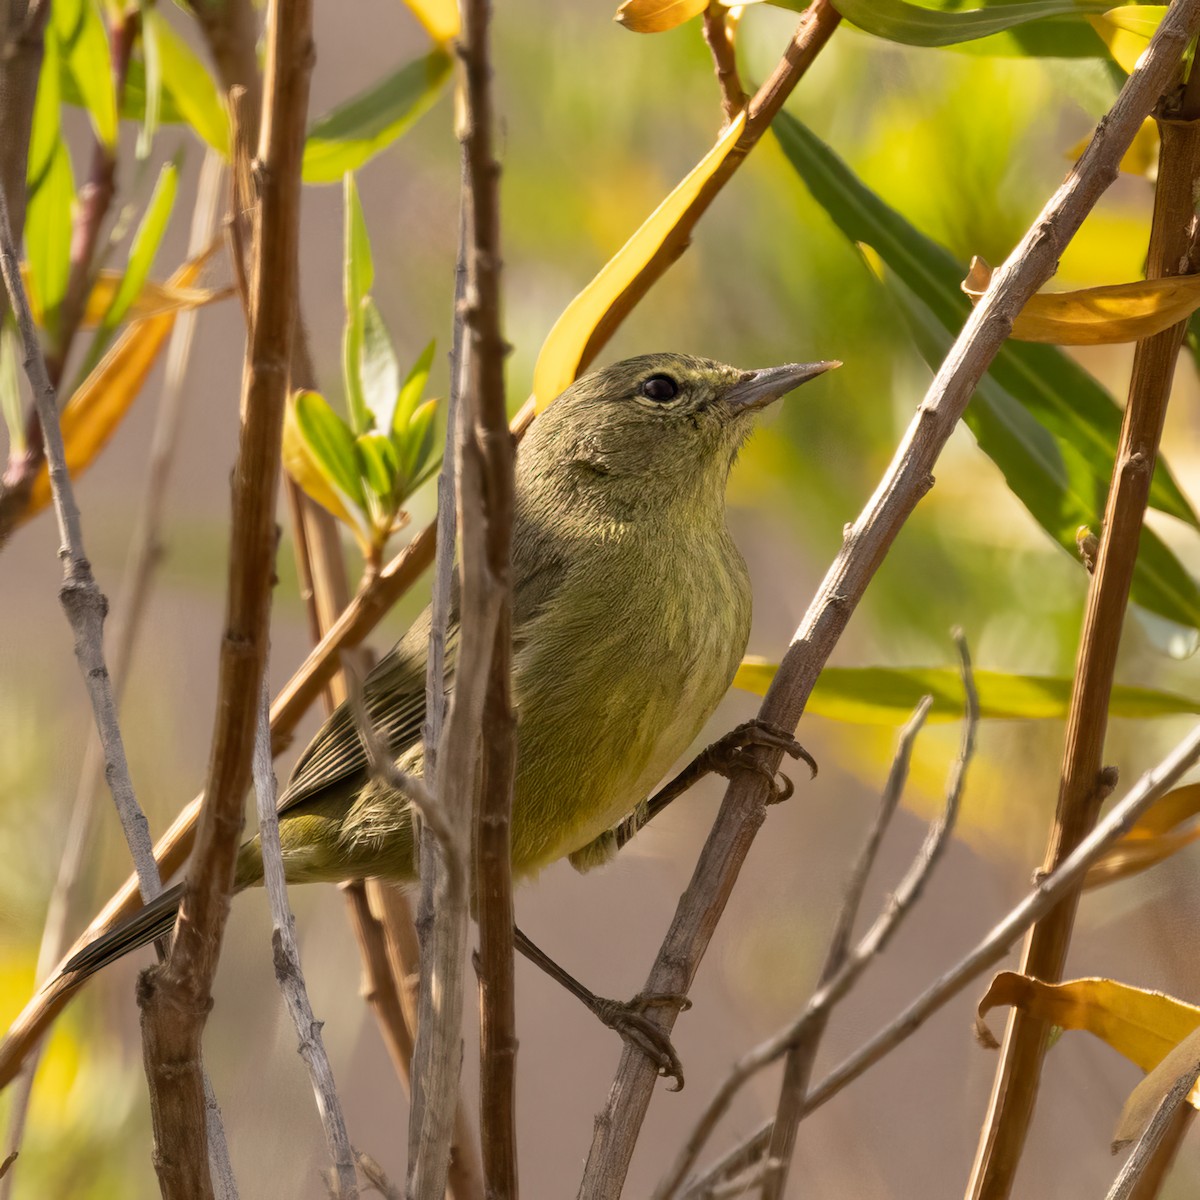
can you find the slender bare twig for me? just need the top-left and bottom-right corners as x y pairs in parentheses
(0, 0), (843, 1090)
(579, 6), (1200, 1192)
(134, 3), (311, 1194)
(680, 1122), (772, 1200)
(0, 148), (224, 1200)
(1106, 1063), (1200, 1200)
(252, 679), (358, 1199)
(658, 651), (976, 1200)
(966, 66), (1200, 1200)
(701, 5), (745, 124)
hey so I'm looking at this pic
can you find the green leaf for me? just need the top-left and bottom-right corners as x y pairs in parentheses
(25, 27), (74, 344)
(60, 54), (187, 125)
(398, 397), (439, 492)
(767, 0), (1111, 47)
(891, 277), (1200, 629)
(734, 661), (1200, 724)
(771, 112), (1199, 532)
(137, 0), (161, 158)
(360, 298), (400, 430)
(55, 0), (117, 148)
(293, 389), (366, 511)
(342, 175), (373, 435)
(303, 49), (452, 184)
(143, 7), (229, 157)
(392, 338), (436, 438)
(82, 159), (179, 374)
(355, 431), (399, 504)
(1, 322), (24, 457)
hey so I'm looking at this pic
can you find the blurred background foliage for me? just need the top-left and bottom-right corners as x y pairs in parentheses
(5, 0), (1200, 1196)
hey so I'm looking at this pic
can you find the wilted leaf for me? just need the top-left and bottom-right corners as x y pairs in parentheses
(733, 660), (1200, 723)
(809, 0), (1110, 47)
(303, 51), (451, 185)
(1085, 784), (1200, 887)
(143, 8), (230, 157)
(55, 0), (116, 149)
(963, 257), (1200, 344)
(403, 0), (460, 44)
(533, 110), (747, 411)
(615, 0), (707, 34)
(22, 257), (208, 518)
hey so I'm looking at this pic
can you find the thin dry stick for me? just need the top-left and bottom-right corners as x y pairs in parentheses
(0, 148), (225, 1200)
(680, 1123), (773, 1200)
(1106, 1063), (1200, 1200)
(760, 638), (977, 1200)
(966, 66), (1200, 1200)
(658, 657), (977, 1200)
(701, 5), (745, 125)
(1126, 1102), (1194, 1200)
(0, 0), (843, 1089)
(579, 5), (1200, 1192)
(252, 680), (358, 1200)
(135, 2), (311, 1195)
(455, 0), (519, 1193)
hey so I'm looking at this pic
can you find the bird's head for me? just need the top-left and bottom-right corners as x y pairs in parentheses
(520, 353), (838, 512)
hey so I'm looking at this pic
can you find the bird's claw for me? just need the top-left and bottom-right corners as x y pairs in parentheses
(709, 718), (817, 804)
(589, 992), (691, 1091)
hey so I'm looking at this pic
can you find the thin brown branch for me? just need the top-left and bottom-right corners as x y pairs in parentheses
(134, 2), (312, 1195)
(680, 1121), (772, 1200)
(579, 5), (1200, 1191)
(702, 5), (744, 125)
(965, 72), (1200, 1200)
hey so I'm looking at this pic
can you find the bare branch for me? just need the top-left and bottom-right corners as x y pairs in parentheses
(701, 5), (745, 125)
(1106, 1064), (1200, 1200)
(579, 5), (1200, 1191)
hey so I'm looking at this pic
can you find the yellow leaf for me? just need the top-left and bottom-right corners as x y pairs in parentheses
(976, 972), (1200, 1080)
(963, 256), (1200, 344)
(532, 110), (747, 411)
(23, 256), (212, 519)
(1067, 116), (1158, 178)
(281, 392), (363, 537)
(1085, 783), (1200, 888)
(403, 0), (459, 44)
(1115, 1025), (1200, 1150)
(615, 0), (707, 33)
(1087, 8), (1162, 74)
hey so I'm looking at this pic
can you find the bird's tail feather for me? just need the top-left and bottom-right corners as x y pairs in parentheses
(62, 882), (186, 980)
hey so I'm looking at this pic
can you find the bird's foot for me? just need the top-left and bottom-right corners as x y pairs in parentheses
(586, 991), (692, 1092)
(706, 718), (817, 803)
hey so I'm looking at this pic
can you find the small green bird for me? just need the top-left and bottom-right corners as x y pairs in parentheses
(65, 353), (835, 985)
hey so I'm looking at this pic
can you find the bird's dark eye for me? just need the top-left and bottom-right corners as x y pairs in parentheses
(640, 374), (678, 402)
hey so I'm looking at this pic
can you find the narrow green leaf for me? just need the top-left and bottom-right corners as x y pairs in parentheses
(355, 432), (400, 504)
(734, 661), (1200, 724)
(293, 390), (367, 511)
(143, 8), (229, 157)
(85, 159), (179, 369)
(360, 298), (400, 431)
(892, 278), (1200, 629)
(25, 27), (74, 343)
(393, 338), (436, 438)
(771, 112), (1198, 531)
(1, 323), (24, 456)
(55, 0), (117, 149)
(137, 0), (161, 159)
(768, 0), (1111, 47)
(398, 397), (439, 493)
(60, 55), (187, 125)
(303, 50), (452, 184)
(342, 176), (373, 435)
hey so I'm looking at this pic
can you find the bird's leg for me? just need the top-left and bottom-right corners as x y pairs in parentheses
(513, 926), (691, 1091)
(570, 719), (816, 872)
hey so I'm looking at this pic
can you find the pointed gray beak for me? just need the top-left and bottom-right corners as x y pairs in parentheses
(724, 360), (840, 412)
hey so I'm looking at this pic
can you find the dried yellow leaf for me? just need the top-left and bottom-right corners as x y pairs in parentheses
(1085, 783), (1200, 888)
(963, 256), (1200, 344)
(1115, 1025), (1200, 1150)
(532, 110), (747, 411)
(615, 0), (707, 33)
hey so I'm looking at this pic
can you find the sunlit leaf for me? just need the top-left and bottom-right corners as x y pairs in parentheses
(398, 397), (438, 488)
(360, 298), (400, 430)
(24, 25), (74, 342)
(1087, 7), (1164, 71)
(734, 660), (1200, 723)
(282, 394), (361, 532)
(797, 0), (1110, 47)
(138, 0), (162, 158)
(290, 389), (367, 515)
(1103, 4), (1166, 37)
(355, 431), (399, 503)
(54, 0), (116, 148)
(82, 159), (179, 374)
(342, 175), (373, 436)
(22, 257), (207, 519)
(302, 51), (451, 184)
(403, 0), (460, 44)
(533, 109), (747, 411)
(143, 7), (229, 157)
(615, 0), (707, 33)
(392, 339), (436, 439)
(963, 257), (1200, 344)
(1085, 784), (1200, 887)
